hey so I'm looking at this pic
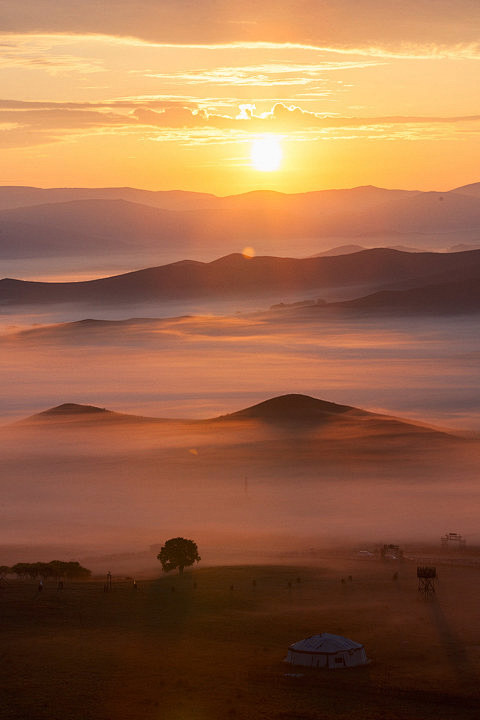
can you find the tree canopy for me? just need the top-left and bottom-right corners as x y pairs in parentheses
(157, 537), (200, 575)
(10, 560), (91, 580)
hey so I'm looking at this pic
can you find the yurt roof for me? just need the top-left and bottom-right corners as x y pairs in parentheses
(288, 633), (363, 655)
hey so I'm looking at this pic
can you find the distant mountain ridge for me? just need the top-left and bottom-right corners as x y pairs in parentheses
(1, 183), (480, 263)
(334, 277), (480, 315)
(2, 248), (480, 308)
(0, 186), (218, 212)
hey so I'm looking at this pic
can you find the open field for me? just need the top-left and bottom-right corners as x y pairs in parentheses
(2, 560), (480, 720)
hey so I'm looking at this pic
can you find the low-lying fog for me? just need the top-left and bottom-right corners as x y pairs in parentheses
(1, 309), (480, 431)
(1, 301), (479, 566)
(1, 410), (480, 566)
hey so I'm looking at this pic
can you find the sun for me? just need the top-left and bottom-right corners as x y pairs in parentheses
(251, 136), (283, 172)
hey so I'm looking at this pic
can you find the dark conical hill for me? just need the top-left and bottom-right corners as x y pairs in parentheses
(217, 393), (363, 424)
(38, 403), (110, 417)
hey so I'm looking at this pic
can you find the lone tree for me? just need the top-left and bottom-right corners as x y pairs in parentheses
(157, 537), (200, 575)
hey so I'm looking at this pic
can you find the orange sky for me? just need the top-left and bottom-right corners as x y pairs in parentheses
(1, 1), (480, 193)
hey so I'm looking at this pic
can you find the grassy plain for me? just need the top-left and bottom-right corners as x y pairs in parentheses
(2, 558), (480, 720)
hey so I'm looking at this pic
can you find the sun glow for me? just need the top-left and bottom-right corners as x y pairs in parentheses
(251, 136), (283, 172)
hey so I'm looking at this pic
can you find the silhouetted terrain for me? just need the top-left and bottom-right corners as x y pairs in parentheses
(2, 248), (480, 308)
(334, 277), (480, 315)
(17, 394), (456, 440)
(451, 181), (480, 198)
(38, 402), (112, 418)
(9, 394), (469, 478)
(0, 186), (218, 212)
(269, 276), (480, 317)
(1, 184), (480, 269)
(219, 393), (363, 423)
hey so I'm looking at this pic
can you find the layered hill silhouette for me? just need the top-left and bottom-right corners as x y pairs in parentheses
(334, 277), (480, 315)
(0, 199), (201, 259)
(25, 402), (155, 426)
(1, 183), (480, 262)
(451, 181), (480, 198)
(274, 275), (480, 317)
(2, 248), (480, 310)
(0, 186), (218, 212)
(20, 395), (362, 426)
(17, 394), (458, 443)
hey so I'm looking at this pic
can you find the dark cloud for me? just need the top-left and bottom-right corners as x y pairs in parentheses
(1, 1), (480, 48)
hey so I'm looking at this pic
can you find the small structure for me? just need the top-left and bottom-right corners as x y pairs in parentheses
(285, 633), (368, 669)
(417, 566), (436, 598)
(381, 544), (403, 560)
(440, 532), (466, 550)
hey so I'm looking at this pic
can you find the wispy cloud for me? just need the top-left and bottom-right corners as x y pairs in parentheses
(129, 41), (480, 61)
(1, 98), (479, 149)
(0, 97), (480, 147)
(142, 61), (384, 87)
(0, 36), (104, 74)
(135, 102), (480, 132)
(2, 32), (480, 63)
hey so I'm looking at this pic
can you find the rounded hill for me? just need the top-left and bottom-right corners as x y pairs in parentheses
(217, 393), (361, 424)
(39, 403), (110, 417)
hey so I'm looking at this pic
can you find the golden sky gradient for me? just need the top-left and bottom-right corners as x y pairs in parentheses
(1, 1), (479, 193)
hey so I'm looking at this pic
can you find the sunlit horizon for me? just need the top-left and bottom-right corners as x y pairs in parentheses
(1, 2), (479, 194)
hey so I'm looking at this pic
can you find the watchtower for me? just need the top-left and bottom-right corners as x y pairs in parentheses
(417, 566), (436, 598)
(440, 532), (466, 550)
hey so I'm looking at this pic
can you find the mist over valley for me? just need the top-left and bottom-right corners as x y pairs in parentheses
(4, 7), (480, 718)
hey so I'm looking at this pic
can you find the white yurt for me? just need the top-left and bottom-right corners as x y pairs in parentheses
(285, 633), (368, 669)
